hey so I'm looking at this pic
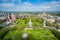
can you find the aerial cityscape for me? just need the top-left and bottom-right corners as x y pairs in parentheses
(0, 0), (60, 40)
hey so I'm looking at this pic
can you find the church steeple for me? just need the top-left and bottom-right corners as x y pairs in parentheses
(29, 18), (32, 27)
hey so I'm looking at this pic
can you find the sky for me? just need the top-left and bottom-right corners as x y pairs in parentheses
(0, 0), (60, 12)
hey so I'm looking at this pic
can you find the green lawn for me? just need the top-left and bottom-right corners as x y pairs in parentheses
(0, 17), (59, 40)
(2, 27), (58, 40)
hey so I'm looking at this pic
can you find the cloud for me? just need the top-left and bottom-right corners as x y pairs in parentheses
(21, 1), (60, 11)
(1, 3), (14, 7)
(0, 1), (60, 11)
(23, 2), (32, 6)
(0, 0), (21, 4)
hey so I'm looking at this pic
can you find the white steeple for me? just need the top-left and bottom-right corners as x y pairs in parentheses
(29, 18), (32, 27)
(43, 20), (46, 27)
(43, 19), (47, 27)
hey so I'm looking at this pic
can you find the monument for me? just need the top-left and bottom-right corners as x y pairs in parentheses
(29, 18), (32, 27)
